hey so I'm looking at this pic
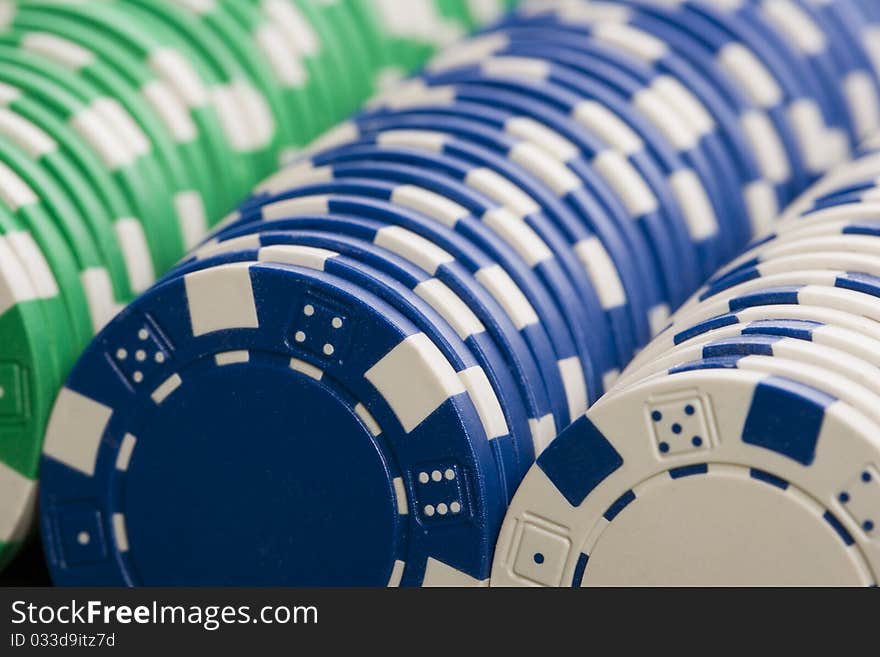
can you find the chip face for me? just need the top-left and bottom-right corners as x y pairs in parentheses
(492, 367), (880, 587)
(40, 262), (508, 586)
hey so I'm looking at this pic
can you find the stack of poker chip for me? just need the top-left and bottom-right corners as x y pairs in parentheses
(497, 143), (880, 587)
(0, 0), (510, 572)
(16, 0), (880, 586)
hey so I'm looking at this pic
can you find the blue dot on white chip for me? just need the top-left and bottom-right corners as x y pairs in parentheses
(659, 442), (669, 453)
(533, 553), (545, 565)
(652, 411), (662, 421)
(685, 404), (695, 415)
(672, 423), (682, 434)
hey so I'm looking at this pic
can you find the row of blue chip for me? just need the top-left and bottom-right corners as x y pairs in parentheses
(39, 0), (880, 585)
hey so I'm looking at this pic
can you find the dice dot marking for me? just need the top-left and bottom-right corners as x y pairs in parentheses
(303, 304), (315, 316)
(450, 501), (461, 513)
(133, 372), (143, 383)
(671, 423), (682, 434)
(684, 404), (695, 415)
(331, 317), (343, 329)
(77, 531), (90, 546)
(424, 505), (435, 517)
(533, 553), (545, 565)
(138, 329), (149, 340)
(323, 343), (334, 356)
(135, 350), (147, 362)
(651, 410), (662, 421)
(418, 472), (429, 484)
(863, 471), (873, 483)
(840, 492), (850, 503)
(294, 331), (306, 343)
(116, 349), (127, 360)
(659, 441), (669, 453)
(444, 469), (455, 480)
(692, 436), (703, 447)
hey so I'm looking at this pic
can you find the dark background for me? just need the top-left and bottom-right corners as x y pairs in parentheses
(1, 537), (49, 587)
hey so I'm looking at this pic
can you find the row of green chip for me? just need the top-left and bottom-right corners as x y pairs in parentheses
(0, 0), (505, 568)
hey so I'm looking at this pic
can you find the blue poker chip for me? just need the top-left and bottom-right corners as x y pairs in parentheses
(41, 261), (507, 585)
(216, 228), (557, 452)
(315, 134), (647, 366)
(429, 43), (746, 267)
(274, 146), (607, 404)
(425, 40), (742, 275)
(334, 130), (648, 354)
(328, 118), (655, 353)
(409, 59), (706, 305)
(178, 225), (558, 466)
(220, 180), (581, 426)
(368, 82), (702, 309)
(461, 28), (743, 274)
(699, 0), (853, 153)
(409, 66), (697, 315)
(649, 0), (840, 180)
(357, 95), (703, 302)
(806, 0), (880, 139)
(347, 109), (690, 314)
(157, 238), (529, 499)
(486, 21), (783, 237)
(750, 0), (870, 142)
(527, 1), (807, 203)
(492, 359), (880, 586)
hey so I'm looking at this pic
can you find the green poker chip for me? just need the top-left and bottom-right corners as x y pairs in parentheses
(295, 0), (359, 120)
(0, 32), (171, 299)
(2, 7), (224, 228)
(0, 88), (157, 297)
(309, 0), (376, 109)
(247, 0), (338, 139)
(118, 0), (280, 181)
(365, 0), (471, 81)
(0, 56), (183, 273)
(0, 28), (214, 255)
(221, 0), (319, 152)
(0, 145), (90, 361)
(20, 0), (250, 211)
(0, 131), (119, 335)
(168, 0), (304, 158)
(0, 92), (135, 303)
(340, 0), (391, 91)
(0, 205), (60, 570)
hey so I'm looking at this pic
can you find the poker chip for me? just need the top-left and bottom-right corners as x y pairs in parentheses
(494, 143), (880, 586)
(2, 0), (879, 585)
(0, 0), (475, 571)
